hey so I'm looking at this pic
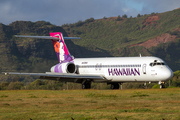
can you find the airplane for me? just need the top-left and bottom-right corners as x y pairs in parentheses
(3, 32), (173, 89)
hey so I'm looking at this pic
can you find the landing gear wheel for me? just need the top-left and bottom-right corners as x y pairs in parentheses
(82, 82), (91, 89)
(111, 83), (119, 89)
(160, 84), (165, 88)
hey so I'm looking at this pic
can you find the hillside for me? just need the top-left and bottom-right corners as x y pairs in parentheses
(62, 8), (180, 70)
(63, 9), (180, 53)
(0, 8), (180, 82)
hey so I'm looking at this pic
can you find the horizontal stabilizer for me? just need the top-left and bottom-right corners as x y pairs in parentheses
(15, 35), (81, 40)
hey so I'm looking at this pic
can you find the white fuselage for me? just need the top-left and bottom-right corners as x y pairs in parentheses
(73, 56), (173, 82)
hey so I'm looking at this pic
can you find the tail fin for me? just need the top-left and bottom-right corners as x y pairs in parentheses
(50, 32), (73, 63)
(15, 32), (80, 63)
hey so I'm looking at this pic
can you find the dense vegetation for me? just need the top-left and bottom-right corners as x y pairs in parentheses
(0, 8), (180, 87)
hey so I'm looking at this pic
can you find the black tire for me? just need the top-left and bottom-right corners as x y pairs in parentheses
(82, 82), (91, 89)
(82, 84), (86, 89)
(111, 84), (115, 89)
(115, 83), (119, 89)
(111, 83), (119, 89)
(87, 83), (91, 89)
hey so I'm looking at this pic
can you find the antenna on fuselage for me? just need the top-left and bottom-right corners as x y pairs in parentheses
(139, 53), (142, 57)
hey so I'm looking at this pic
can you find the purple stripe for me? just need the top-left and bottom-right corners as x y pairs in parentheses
(54, 64), (63, 73)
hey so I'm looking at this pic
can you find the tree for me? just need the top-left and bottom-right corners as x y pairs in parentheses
(137, 14), (141, 17)
(0, 82), (9, 90)
(121, 36), (129, 43)
(27, 79), (43, 89)
(75, 20), (84, 27)
(116, 15), (122, 21)
(122, 14), (127, 18)
(85, 18), (94, 23)
(7, 82), (24, 90)
(151, 12), (156, 15)
(103, 16), (107, 19)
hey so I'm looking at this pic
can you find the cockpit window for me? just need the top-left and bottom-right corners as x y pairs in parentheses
(149, 62), (166, 66)
(150, 63), (153, 66)
(157, 63), (161, 65)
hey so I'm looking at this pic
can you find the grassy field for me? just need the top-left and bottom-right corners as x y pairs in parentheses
(0, 88), (180, 120)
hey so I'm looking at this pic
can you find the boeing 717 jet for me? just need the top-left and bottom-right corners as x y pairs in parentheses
(3, 32), (173, 89)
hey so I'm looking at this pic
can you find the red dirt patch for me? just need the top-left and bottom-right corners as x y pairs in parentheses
(108, 17), (118, 21)
(174, 27), (180, 32)
(143, 15), (160, 26)
(129, 33), (176, 49)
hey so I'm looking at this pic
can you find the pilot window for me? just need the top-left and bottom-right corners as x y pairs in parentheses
(150, 63), (153, 66)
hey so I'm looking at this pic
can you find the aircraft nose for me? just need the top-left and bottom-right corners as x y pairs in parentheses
(162, 67), (173, 81)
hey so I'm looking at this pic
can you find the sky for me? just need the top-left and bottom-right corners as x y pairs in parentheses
(0, 0), (180, 26)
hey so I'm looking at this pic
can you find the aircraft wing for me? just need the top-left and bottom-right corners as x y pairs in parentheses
(3, 72), (107, 83)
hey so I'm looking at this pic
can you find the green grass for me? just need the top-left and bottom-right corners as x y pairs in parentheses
(0, 89), (180, 120)
(0, 95), (8, 98)
(131, 91), (149, 97)
(85, 93), (117, 98)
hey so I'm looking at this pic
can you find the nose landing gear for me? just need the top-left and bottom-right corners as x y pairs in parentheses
(158, 81), (165, 89)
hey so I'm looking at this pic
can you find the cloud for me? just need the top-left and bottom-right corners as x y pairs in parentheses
(0, 0), (180, 26)
(133, 0), (180, 14)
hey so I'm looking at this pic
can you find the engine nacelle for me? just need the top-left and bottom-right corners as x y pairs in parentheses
(50, 62), (77, 73)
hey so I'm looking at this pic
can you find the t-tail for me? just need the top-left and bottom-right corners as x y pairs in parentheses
(15, 32), (80, 63)
(50, 32), (73, 63)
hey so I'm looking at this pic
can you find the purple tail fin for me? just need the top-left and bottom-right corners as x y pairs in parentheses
(50, 32), (73, 63)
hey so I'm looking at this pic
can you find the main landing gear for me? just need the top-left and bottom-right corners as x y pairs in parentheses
(110, 83), (120, 89)
(81, 80), (122, 90)
(82, 80), (91, 89)
(110, 83), (123, 89)
(111, 83), (119, 89)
